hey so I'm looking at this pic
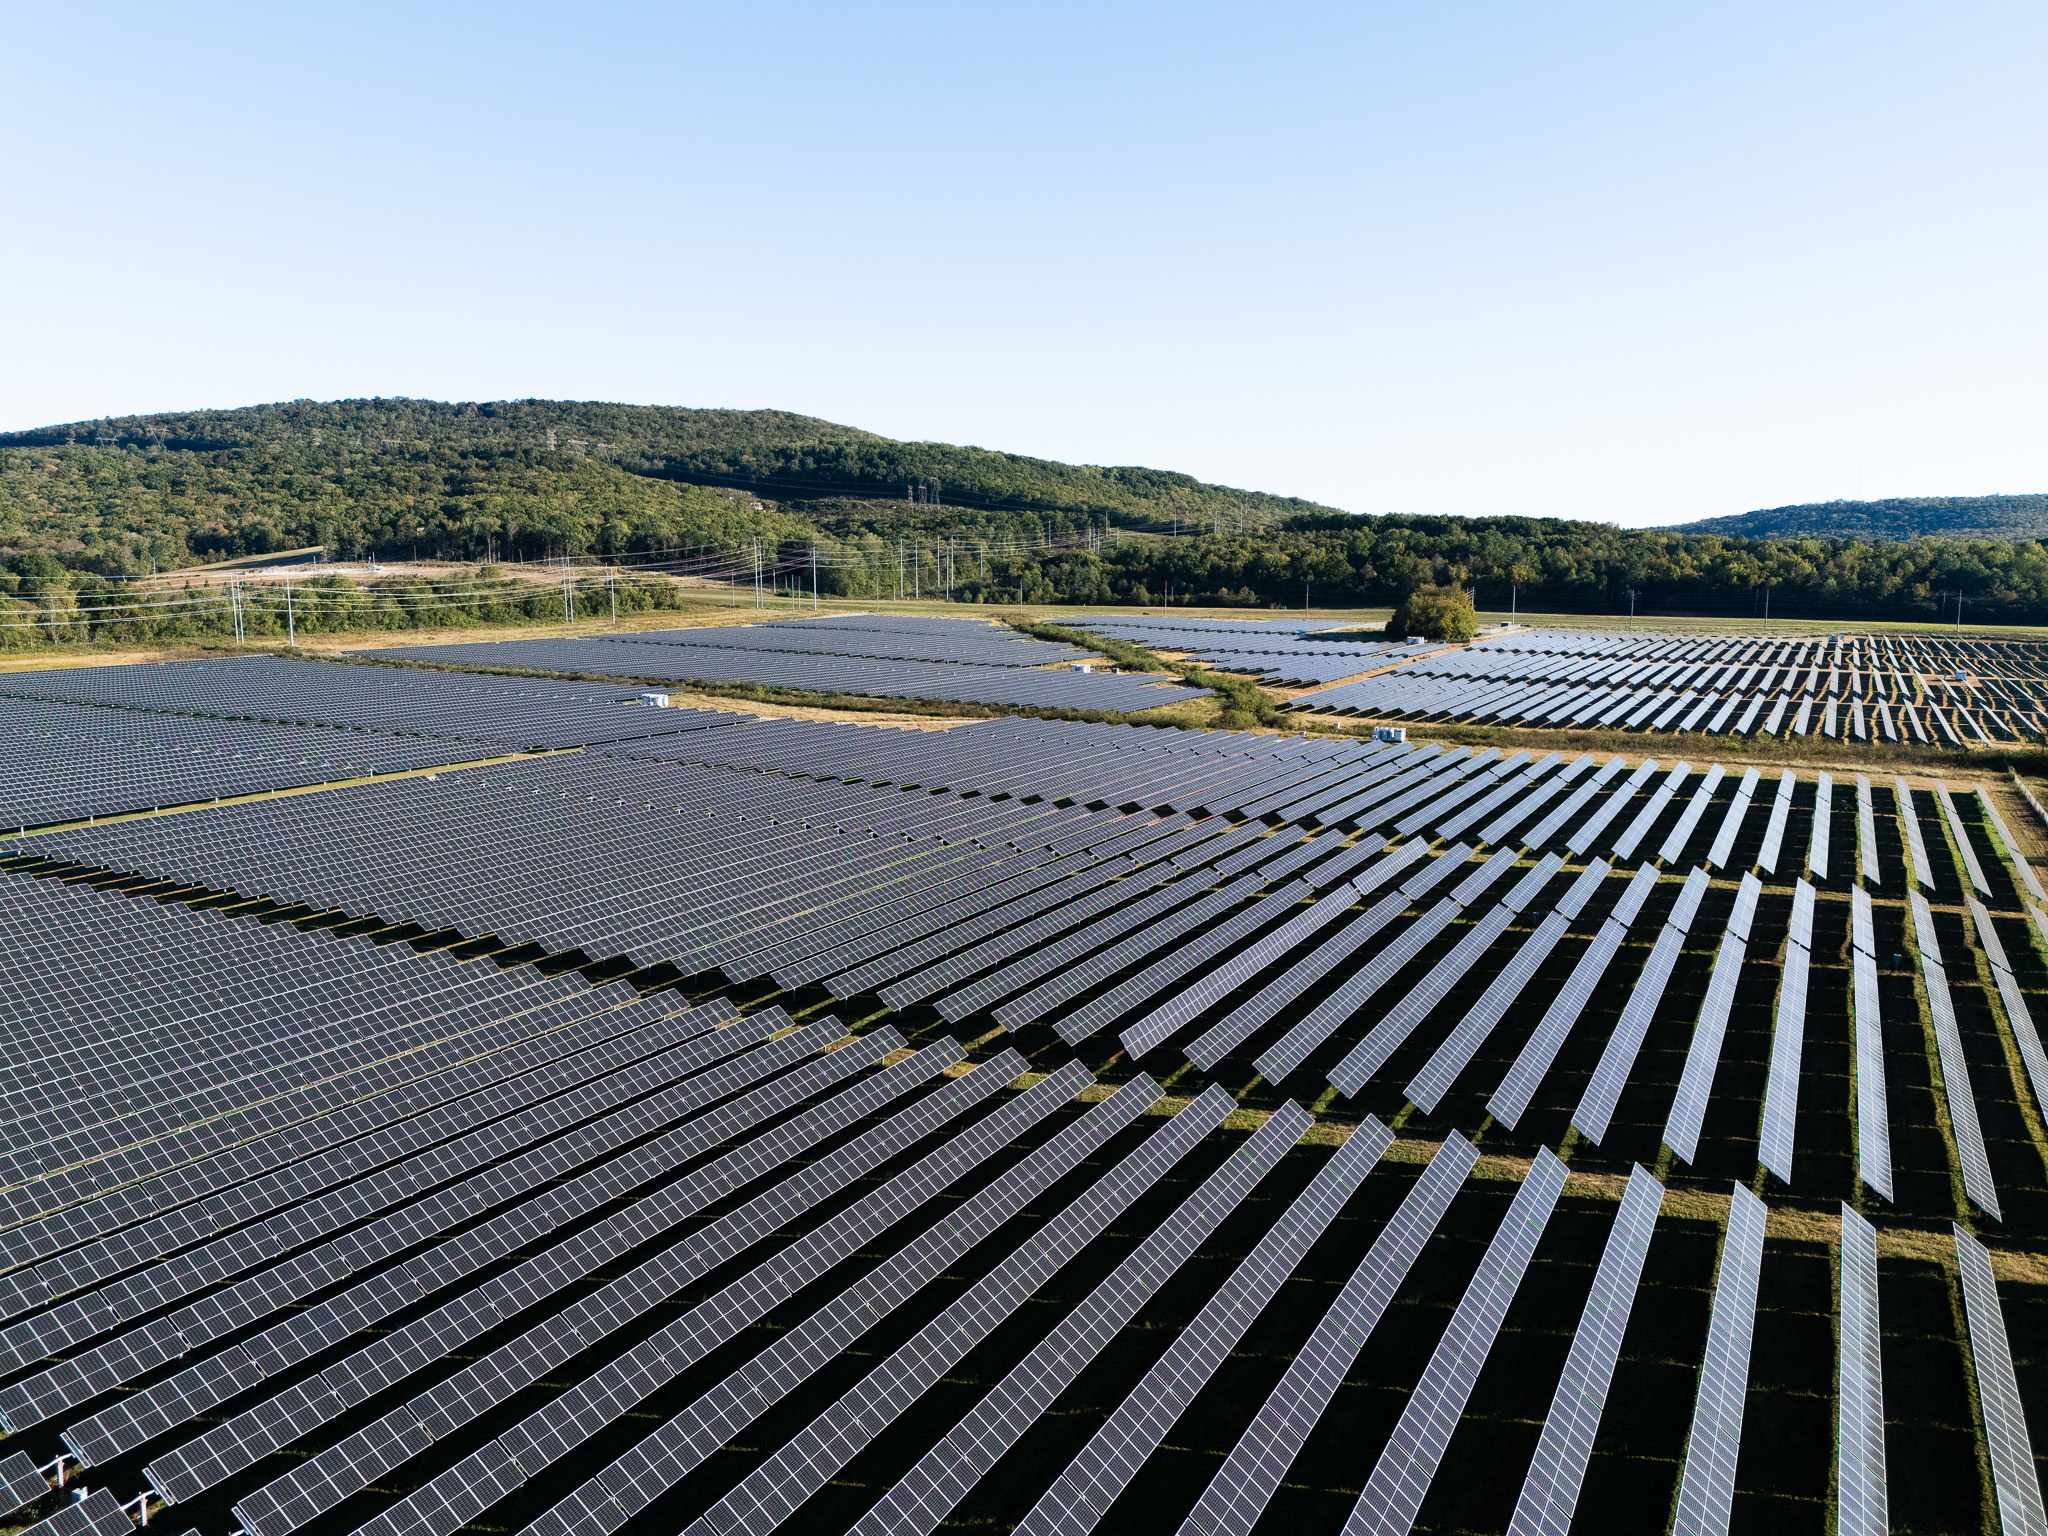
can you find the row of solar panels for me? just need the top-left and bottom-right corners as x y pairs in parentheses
(357, 637), (1209, 711)
(0, 658), (711, 753)
(0, 871), (2035, 1536)
(0, 665), (1386, 831)
(1288, 669), (2038, 744)
(0, 696), (536, 832)
(16, 741), (1837, 1008)
(581, 617), (1093, 668)
(1401, 634), (2048, 719)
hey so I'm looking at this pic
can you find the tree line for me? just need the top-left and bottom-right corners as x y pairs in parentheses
(6, 398), (2048, 623)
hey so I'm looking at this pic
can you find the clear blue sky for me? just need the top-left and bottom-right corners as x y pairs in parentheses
(4, 1), (2043, 527)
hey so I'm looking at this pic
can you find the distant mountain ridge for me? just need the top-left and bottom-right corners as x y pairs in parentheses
(1670, 494), (2048, 541)
(0, 398), (1341, 531)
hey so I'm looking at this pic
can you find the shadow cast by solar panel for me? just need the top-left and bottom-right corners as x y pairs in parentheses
(1564, 1208), (1719, 1531)
(1874, 901), (1969, 1220)
(73, 1039), (997, 1535)
(1936, 907), (2048, 1234)
(1251, 1173), (1512, 1536)
(1878, 1254), (1988, 1534)
(938, 1138), (1341, 1533)
(1409, 1187), (1642, 1535)
(1727, 1235), (1836, 1533)
(520, 1099), (1163, 1536)
(742, 1122), (1266, 1534)
(1090, 1153), (1426, 1535)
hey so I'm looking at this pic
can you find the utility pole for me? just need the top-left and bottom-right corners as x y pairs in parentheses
(1630, 590), (1636, 631)
(230, 581), (244, 645)
(1304, 581), (1309, 620)
(1956, 589), (1963, 635)
(1762, 585), (1769, 635)
(913, 539), (920, 600)
(897, 538), (904, 602)
(810, 542), (818, 610)
(562, 574), (572, 623)
(608, 568), (618, 627)
(285, 578), (295, 646)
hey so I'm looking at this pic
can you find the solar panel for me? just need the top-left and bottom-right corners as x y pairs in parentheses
(1345, 1149), (1569, 1534)
(1856, 775), (1880, 886)
(1659, 763), (1727, 865)
(1120, 889), (1357, 1058)
(1935, 782), (1993, 896)
(1977, 786), (2048, 903)
(1001, 878), (1270, 1033)
(1663, 873), (1763, 1165)
(1807, 771), (1834, 880)
(8, 1488), (132, 1536)
(1758, 880), (1816, 1184)
(0, 1452), (49, 1520)
(1954, 1224), (2048, 1536)
(1851, 888), (1892, 1204)
(1521, 755), (1626, 850)
(1012, 1115), (1396, 1536)
(1911, 892), (2002, 1219)
(1060, 878), (1314, 1046)
(1488, 864), (1661, 1128)
(1255, 896), (1461, 1083)
(1835, 1206), (1887, 1536)
(1756, 770), (1796, 873)
(1575, 867), (1711, 1144)
(1896, 777), (1935, 891)
(1613, 761), (1691, 859)
(1668, 1185), (1767, 1536)
(1406, 860), (1610, 1112)
(1503, 1164), (1664, 1536)
(1704, 766), (1760, 870)
(1174, 1133), (1481, 1536)
(1328, 901), (1518, 1098)
(1968, 899), (2048, 1119)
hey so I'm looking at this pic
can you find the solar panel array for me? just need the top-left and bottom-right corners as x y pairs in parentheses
(1757, 879), (1815, 1184)
(601, 614), (1094, 667)
(12, 856), (1947, 1536)
(1662, 873), (1762, 1166)
(1070, 617), (1429, 686)
(356, 635), (1207, 711)
(0, 656), (699, 751)
(14, 704), (1923, 1180)
(1282, 627), (2048, 744)
(9, 644), (2048, 1536)
(0, 697), (516, 832)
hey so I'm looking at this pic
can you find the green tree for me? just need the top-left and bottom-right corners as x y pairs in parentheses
(1385, 587), (1477, 642)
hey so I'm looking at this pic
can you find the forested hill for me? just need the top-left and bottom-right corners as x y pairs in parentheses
(10, 396), (2048, 624)
(0, 397), (1336, 569)
(1671, 494), (2048, 541)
